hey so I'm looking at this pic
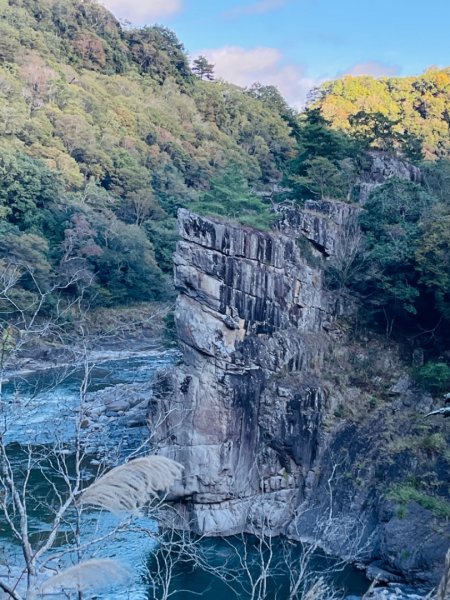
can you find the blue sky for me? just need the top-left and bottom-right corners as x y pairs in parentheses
(102, 0), (450, 107)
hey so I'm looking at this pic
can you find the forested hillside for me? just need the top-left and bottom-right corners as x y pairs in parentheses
(312, 70), (450, 159)
(1, 0), (450, 362)
(291, 75), (450, 357)
(0, 0), (296, 309)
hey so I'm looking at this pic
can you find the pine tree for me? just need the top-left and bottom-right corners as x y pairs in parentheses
(192, 55), (215, 80)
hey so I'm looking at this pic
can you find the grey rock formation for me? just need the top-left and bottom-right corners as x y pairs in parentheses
(150, 203), (357, 535)
(357, 151), (421, 203)
(149, 198), (449, 588)
(276, 198), (361, 256)
(81, 381), (155, 462)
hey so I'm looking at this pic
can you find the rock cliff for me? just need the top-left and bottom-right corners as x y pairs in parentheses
(152, 202), (348, 534)
(357, 151), (422, 203)
(150, 178), (449, 587)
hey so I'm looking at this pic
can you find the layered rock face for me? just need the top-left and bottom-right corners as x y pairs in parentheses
(357, 151), (422, 202)
(152, 202), (357, 535)
(150, 196), (449, 586)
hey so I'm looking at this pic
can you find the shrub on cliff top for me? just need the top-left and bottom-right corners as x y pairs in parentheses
(389, 483), (450, 519)
(189, 169), (276, 231)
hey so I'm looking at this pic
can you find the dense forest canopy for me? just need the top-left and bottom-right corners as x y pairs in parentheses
(311, 69), (450, 160)
(0, 0), (297, 308)
(1, 0), (450, 359)
(305, 74), (450, 352)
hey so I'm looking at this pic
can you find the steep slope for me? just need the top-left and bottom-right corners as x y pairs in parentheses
(0, 0), (295, 309)
(2, 1), (450, 321)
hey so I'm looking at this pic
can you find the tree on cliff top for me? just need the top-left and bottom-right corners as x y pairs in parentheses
(190, 169), (275, 230)
(192, 55), (215, 80)
(309, 69), (450, 160)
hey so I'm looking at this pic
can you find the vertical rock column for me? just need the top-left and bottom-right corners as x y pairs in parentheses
(152, 206), (355, 535)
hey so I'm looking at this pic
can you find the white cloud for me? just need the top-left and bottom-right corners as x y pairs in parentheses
(195, 46), (319, 109)
(101, 0), (182, 23)
(224, 0), (291, 17)
(345, 61), (401, 77)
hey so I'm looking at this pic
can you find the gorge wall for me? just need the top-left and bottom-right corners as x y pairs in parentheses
(152, 200), (346, 534)
(150, 155), (449, 587)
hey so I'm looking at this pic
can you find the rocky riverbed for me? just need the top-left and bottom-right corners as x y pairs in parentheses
(347, 583), (430, 600)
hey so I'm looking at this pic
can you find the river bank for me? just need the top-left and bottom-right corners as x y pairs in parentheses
(0, 349), (376, 600)
(1, 301), (175, 379)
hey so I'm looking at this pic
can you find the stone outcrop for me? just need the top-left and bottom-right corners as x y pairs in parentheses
(151, 202), (357, 535)
(276, 199), (361, 256)
(149, 198), (449, 588)
(357, 151), (422, 203)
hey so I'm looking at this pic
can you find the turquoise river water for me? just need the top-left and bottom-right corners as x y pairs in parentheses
(0, 352), (370, 599)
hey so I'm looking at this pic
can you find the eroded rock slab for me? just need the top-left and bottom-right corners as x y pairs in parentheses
(150, 204), (357, 535)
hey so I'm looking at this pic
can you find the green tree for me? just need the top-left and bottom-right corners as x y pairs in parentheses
(293, 157), (346, 199)
(127, 26), (192, 85)
(349, 111), (399, 151)
(357, 178), (435, 334)
(89, 221), (167, 304)
(144, 217), (178, 273)
(289, 109), (360, 200)
(0, 22), (20, 63)
(192, 55), (214, 81)
(0, 150), (62, 234)
(0, 224), (51, 283)
(422, 159), (450, 202)
(120, 189), (163, 226)
(310, 70), (450, 160)
(414, 362), (450, 394)
(246, 83), (300, 135)
(190, 169), (275, 230)
(297, 108), (360, 162)
(416, 203), (450, 321)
